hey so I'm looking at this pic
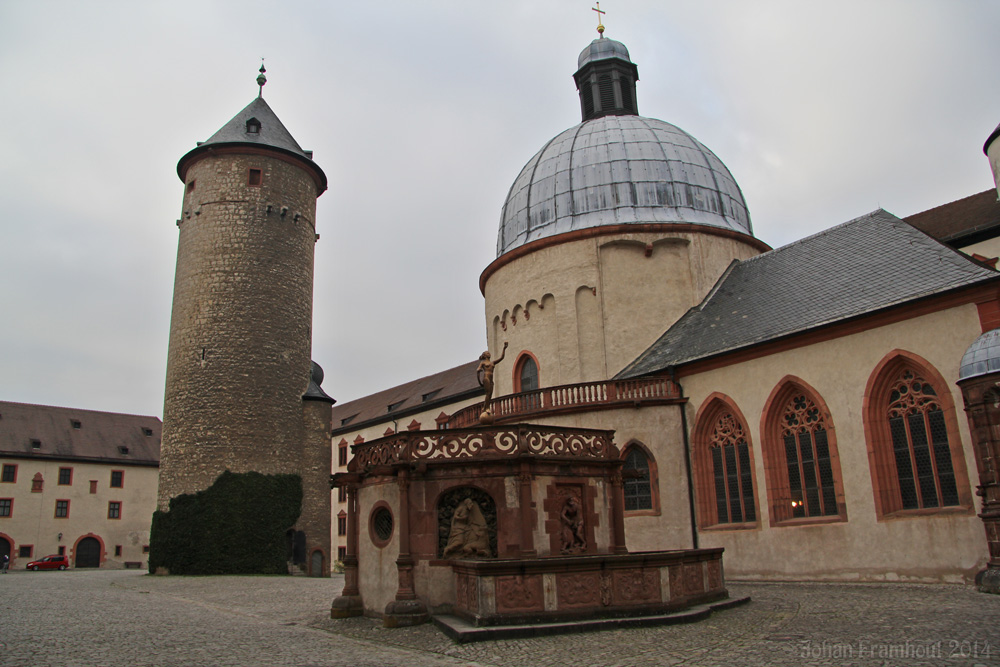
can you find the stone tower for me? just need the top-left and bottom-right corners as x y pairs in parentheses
(158, 71), (334, 575)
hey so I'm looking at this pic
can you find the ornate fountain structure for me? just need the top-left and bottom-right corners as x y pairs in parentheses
(331, 423), (732, 634)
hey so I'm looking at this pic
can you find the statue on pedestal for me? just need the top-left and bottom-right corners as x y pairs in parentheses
(477, 341), (508, 424)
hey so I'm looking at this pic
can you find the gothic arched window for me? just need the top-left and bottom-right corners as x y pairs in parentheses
(864, 352), (972, 518)
(710, 414), (755, 524)
(693, 395), (759, 529)
(885, 369), (959, 510)
(762, 379), (846, 525)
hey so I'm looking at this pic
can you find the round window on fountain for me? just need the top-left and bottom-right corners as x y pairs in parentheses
(369, 503), (394, 548)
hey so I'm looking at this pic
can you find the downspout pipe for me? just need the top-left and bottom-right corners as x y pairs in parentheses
(671, 367), (698, 550)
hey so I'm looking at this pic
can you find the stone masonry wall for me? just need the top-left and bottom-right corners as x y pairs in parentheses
(300, 399), (333, 575)
(158, 151), (320, 509)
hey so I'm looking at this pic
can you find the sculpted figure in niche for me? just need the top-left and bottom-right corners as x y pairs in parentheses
(443, 498), (491, 558)
(477, 341), (508, 423)
(560, 495), (587, 554)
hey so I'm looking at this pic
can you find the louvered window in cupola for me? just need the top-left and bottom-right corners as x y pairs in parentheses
(598, 75), (615, 113)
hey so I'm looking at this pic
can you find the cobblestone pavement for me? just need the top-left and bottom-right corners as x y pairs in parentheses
(2, 569), (999, 667)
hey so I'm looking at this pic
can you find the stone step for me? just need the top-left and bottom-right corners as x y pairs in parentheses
(432, 596), (750, 643)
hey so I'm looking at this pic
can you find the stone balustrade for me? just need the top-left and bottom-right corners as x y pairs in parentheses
(444, 377), (681, 428)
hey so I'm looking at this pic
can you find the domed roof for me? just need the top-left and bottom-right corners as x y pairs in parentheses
(497, 115), (752, 257)
(578, 37), (631, 69)
(959, 328), (1000, 381)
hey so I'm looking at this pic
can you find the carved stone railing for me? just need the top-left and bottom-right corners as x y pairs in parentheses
(351, 424), (616, 473)
(445, 377), (681, 429)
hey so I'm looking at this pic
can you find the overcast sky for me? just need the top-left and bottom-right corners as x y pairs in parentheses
(1, 1), (998, 418)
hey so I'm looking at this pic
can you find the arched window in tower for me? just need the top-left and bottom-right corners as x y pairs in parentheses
(514, 353), (540, 411)
(516, 355), (539, 393)
(864, 352), (972, 518)
(693, 395), (758, 529)
(762, 380), (846, 525)
(245, 117), (261, 134)
(621, 442), (658, 513)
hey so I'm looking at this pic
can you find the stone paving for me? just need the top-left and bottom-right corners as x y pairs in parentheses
(1, 569), (999, 666)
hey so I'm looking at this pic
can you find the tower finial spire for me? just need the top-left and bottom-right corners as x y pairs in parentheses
(256, 58), (267, 98)
(592, 2), (606, 37)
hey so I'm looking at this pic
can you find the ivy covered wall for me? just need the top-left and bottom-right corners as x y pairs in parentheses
(150, 471), (302, 575)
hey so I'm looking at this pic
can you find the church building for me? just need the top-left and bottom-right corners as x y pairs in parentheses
(331, 30), (1000, 584)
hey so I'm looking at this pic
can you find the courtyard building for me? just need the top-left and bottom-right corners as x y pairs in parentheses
(0, 401), (161, 569)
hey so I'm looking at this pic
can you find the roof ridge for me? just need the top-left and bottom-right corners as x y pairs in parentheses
(0, 400), (161, 420)
(904, 188), (996, 219)
(332, 359), (480, 410)
(740, 209), (897, 266)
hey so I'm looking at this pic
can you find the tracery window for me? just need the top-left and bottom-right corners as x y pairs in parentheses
(885, 369), (959, 510)
(781, 394), (838, 519)
(761, 380), (847, 526)
(709, 413), (756, 525)
(864, 353), (972, 519)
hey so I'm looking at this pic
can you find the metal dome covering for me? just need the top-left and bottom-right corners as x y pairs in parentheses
(497, 115), (752, 257)
(578, 37), (632, 69)
(959, 328), (1000, 381)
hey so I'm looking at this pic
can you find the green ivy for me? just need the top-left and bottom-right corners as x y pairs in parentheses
(149, 471), (302, 575)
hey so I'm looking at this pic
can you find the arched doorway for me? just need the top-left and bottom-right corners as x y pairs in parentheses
(310, 550), (324, 577)
(0, 536), (11, 569)
(75, 537), (101, 568)
(286, 530), (306, 566)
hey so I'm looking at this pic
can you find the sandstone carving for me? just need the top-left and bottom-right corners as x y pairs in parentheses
(443, 498), (490, 558)
(560, 495), (587, 554)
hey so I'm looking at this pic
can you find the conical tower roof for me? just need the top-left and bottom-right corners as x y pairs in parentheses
(201, 96), (311, 157)
(177, 94), (326, 193)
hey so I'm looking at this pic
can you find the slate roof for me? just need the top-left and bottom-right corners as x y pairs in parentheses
(199, 96), (311, 158)
(176, 96), (327, 191)
(618, 209), (1000, 378)
(0, 401), (161, 465)
(905, 189), (1000, 247)
(331, 360), (484, 435)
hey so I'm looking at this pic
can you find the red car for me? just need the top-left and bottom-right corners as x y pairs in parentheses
(26, 555), (69, 571)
